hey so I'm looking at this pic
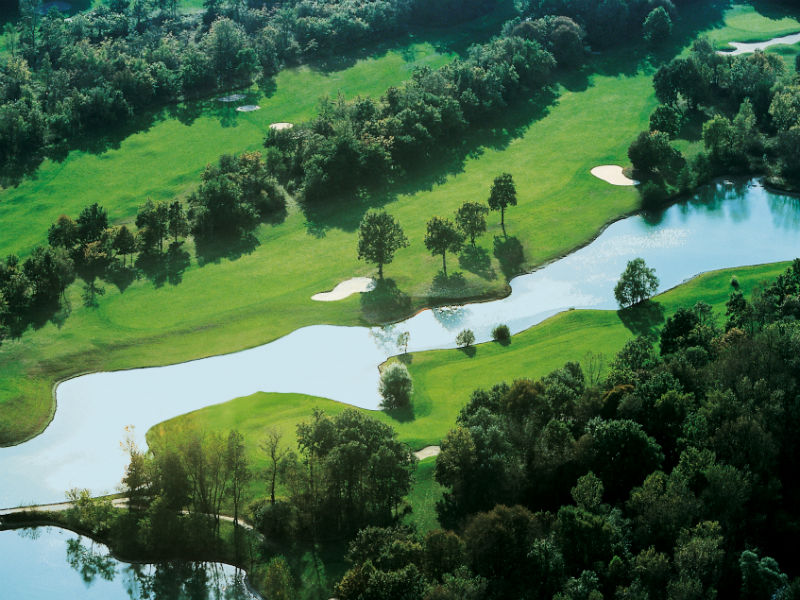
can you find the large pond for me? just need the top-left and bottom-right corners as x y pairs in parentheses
(0, 526), (258, 599)
(1, 178), (800, 508)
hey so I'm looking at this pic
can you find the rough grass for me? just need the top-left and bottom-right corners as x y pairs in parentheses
(2, 3), (799, 445)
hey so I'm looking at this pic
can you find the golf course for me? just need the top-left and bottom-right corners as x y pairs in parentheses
(3, 0), (800, 598)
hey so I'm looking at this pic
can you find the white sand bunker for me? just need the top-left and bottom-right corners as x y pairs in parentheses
(718, 32), (800, 56)
(312, 277), (376, 301)
(414, 446), (441, 460)
(270, 122), (294, 131)
(591, 165), (639, 186)
(236, 105), (261, 112)
(218, 94), (246, 103)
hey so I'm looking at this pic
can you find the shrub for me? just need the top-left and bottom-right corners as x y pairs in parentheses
(492, 324), (511, 343)
(640, 181), (669, 209)
(379, 362), (413, 409)
(456, 329), (476, 348)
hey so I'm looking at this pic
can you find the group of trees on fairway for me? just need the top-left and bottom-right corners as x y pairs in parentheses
(262, 30), (556, 201)
(0, 0), (503, 178)
(357, 174), (517, 279)
(629, 36), (800, 201)
(332, 260), (800, 599)
(0, 150), (283, 343)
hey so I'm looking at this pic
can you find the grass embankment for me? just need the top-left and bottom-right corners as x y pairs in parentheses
(2, 3), (798, 446)
(151, 261), (789, 531)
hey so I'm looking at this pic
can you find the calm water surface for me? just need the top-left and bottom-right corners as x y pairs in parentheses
(0, 527), (258, 599)
(1, 179), (799, 507)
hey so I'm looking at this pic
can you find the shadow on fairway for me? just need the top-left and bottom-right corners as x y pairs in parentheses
(459, 245), (496, 280)
(617, 299), (666, 338)
(360, 278), (412, 323)
(493, 235), (524, 279)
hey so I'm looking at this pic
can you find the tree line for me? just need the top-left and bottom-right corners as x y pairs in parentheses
(0, 0), (502, 179)
(628, 36), (800, 204)
(0, 150), (284, 345)
(331, 260), (800, 599)
(356, 172), (517, 280)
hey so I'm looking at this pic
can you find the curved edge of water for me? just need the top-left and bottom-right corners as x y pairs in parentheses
(0, 520), (264, 599)
(3, 176), (756, 449)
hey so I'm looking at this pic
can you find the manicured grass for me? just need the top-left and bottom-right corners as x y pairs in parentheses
(404, 457), (445, 534)
(701, 3), (800, 49)
(2, 3), (799, 446)
(150, 261), (789, 519)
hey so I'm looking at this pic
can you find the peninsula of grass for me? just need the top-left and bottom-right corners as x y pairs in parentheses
(148, 261), (789, 509)
(2, 4), (798, 446)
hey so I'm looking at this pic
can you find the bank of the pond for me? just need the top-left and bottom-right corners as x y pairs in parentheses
(3, 179), (800, 507)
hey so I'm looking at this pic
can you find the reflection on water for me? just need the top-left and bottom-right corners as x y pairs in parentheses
(0, 527), (257, 600)
(2, 178), (800, 507)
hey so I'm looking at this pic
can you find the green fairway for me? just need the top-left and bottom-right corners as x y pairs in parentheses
(704, 3), (800, 49)
(2, 2), (798, 447)
(149, 261), (789, 521)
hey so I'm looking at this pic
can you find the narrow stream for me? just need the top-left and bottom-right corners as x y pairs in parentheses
(1, 179), (799, 508)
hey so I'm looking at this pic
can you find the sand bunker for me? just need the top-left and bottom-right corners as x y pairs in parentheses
(270, 122), (294, 131)
(218, 94), (246, 103)
(236, 105), (261, 112)
(414, 446), (441, 460)
(591, 165), (639, 186)
(312, 277), (376, 301)
(718, 32), (800, 55)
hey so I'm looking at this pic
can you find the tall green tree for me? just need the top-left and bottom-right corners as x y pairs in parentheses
(357, 211), (409, 279)
(487, 173), (517, 234)
(455, 201), (489, 246)
(425, 217), (463, 276)
(167, 201), (189, 244)
(614, 258), (659, 308)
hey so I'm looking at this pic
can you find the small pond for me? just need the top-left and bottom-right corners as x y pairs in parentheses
(0, 526), (259, 599)
(1, 178), (799, 507)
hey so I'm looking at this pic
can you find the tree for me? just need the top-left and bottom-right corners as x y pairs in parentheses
(739, 550), (788, 600)
(455, 202), (489, 246)
(628, 130), (682, 174)
(379, 362), (413, 410)
(261, 428), (286, 506)
(77, 204), (109, 245)
(425, 217), (463, 276)
(649, 104), (681, 139)
(614, 258), (659, 308)
(167, 201), (188, 244)
(491, 324), (510, 343)
(456, 329), (476, 348)
(261, 556), (296, 600)
(397, 331), (410, 354)
(357, 211), (409, 279)
(643, 7), (672, 45)
(48, 215), (78, 250)
(136, 199), (169, 253)
(226, 430), (250, 528)
(112, 225), (136, 267)
(488, 173), (517, 234)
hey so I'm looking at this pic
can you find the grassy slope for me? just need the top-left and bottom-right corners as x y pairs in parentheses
(2, 4), (799, 445)
(150, 262), (789, 510)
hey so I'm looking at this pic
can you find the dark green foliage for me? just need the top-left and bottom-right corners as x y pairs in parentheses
(649, 104), (681, 138)
(455, 202), (489, 246)
(379, 362), (413, 410)
(643, 7), (672, 45)
(456, 328), (475, 348)
(628, 130), (682, 175)
(487, 173), (518, 232)
(425, 217), (464, 276)
(614, 258), (659, 308)
(357, 211), (409, 279)
(491, 324), (510, 343)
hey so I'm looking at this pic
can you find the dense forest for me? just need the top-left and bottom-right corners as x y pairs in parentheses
(329, 261), (800, 599)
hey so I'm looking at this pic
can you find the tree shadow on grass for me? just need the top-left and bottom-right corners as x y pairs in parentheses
(194, 233), (259, 267)
(617, 299), (666, 338)
(493, 235), (525, 279)
(135, 244), (191, 287)
(431, 270), (467, 295)
(459, 346), (477, 358)
(383, 403), (415, 423)
(360, 278), (412, 324)
(459, 245), (496, 280)
(105, 263), (137, 294)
